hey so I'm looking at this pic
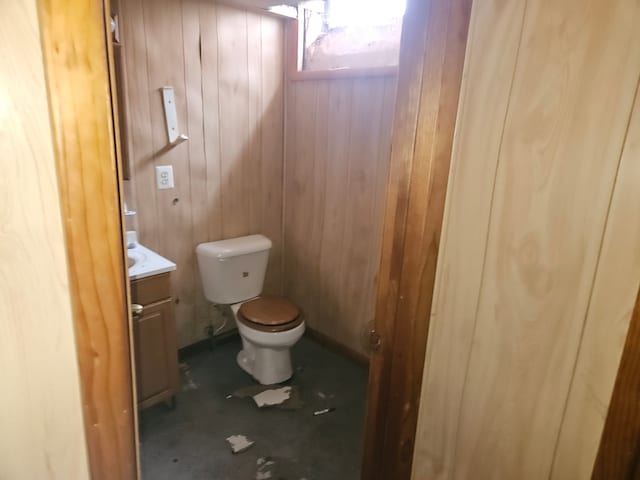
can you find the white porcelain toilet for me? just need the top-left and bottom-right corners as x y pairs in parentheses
(195, 234), (305, 385)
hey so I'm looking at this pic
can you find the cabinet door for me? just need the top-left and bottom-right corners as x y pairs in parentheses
(134, 298), (179, 407)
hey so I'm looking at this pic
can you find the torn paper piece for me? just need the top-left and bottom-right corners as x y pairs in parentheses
(226, 434), (255, 454)
(233, 385), (303, 409)
(252, 386), (292, 408)
(257, 457), (275, 467)
(256, 457), (276, 479)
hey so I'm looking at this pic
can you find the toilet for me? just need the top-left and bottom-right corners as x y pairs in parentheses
(195, 234), (305, 385)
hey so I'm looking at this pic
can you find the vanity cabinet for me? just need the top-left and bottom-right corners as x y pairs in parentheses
(131, 272), (179, 409)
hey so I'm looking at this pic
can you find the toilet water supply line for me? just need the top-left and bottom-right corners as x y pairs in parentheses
(207, 304), (227, 338)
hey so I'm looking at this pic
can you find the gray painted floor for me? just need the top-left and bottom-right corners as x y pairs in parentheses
(139, 336), (368, 480)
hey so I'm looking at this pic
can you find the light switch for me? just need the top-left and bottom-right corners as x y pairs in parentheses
(156, 165), (174, 190)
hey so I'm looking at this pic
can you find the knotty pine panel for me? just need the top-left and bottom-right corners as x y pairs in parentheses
(412, 0), (640, 478)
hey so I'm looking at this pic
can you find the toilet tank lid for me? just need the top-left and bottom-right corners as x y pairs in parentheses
(196, 234), (272, 259)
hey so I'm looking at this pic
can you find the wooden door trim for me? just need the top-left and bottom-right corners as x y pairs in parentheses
(592, 286), (640, 479)
(37, 0), (138, 479)
(361, 0), (473, 478)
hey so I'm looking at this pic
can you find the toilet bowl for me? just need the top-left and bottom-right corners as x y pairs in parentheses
(231, 296), (305, 384)
(195, 235), (305, 385)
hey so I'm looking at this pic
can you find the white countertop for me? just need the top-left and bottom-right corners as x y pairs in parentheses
(128, 242), (176, 280)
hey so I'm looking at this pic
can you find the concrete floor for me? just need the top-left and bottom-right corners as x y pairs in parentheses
(139, 335), (368, 480)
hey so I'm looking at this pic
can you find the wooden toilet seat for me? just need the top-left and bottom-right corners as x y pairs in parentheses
(237, 296), (303, 333)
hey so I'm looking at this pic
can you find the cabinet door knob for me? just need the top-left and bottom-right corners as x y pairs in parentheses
(131, 303), (144, 319)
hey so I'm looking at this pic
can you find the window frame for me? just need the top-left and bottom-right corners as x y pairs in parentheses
(285, 16), (399, 81)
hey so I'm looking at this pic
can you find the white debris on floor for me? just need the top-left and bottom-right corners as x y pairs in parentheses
(256, 457), (276, 479)
(316, 390), (335, 400)
(225, 434), (254, 454)
(179, 362), (199, 391)
(252, 386), (292, 408)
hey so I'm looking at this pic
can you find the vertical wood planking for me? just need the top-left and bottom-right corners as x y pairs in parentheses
(284, 80), (319, 324)
(142, 0), (196, 345)
(218, 6), (250, 239)
(352, 0), (476, 475)
(367, 0), (473, 475)
(363, 76), (397, 328)
(411, 0), (527, 477)
(200, 1), (223, 244)
(1, 1), (90, 477)
(306, 79), (330, 326)
(341, 78), (386, 351)
(411, 0), (640, 478)
(38, 0), (140, 475)
(182, 0), (211, 339)
(452, 1), (640, 477)
(317, 79), (354, 343)
(283, 76), (397, 356)
(121, 0), (285, 347)
(551, 81), (640, 479)
(260, 16), (285, 294)
(247, 12), (263, 237)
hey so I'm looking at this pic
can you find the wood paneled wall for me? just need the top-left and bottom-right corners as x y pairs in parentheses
(120, 0), (285, 347)
(283, 76), (397, 357)
(412, 0), (640, 478)
(0, 1), (89, 477)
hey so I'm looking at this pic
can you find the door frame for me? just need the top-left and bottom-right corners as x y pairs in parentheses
(592, 287), (640, 479)
(38, 0), (138, 478)
(360, 0), (472, 478)
(38, 0), (472, 479)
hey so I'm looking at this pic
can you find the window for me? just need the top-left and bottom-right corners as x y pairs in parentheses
(285, 0), (406, 78)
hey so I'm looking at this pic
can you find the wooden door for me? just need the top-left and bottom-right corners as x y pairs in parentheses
(410, 0), (640, 479)
(38, 0), (138, 478)
(361, 0), (473, 478)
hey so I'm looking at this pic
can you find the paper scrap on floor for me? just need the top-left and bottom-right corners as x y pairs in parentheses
(179, 361), (199, 390)
(232, 384), (304, 409)
(256, 457), (276, 480)
(226, 434), (254, 454)
(252, 386), (292, 407)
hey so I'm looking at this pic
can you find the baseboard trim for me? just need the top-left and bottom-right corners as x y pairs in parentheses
(305, 327), (370, 367)
(178, 329), (240, 360)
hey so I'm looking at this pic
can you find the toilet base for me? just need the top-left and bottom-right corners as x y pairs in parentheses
(236, 341), (294, 385)
(230, 301), (305, 385)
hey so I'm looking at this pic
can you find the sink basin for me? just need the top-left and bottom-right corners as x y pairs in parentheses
(127, 250), (146, 270)
(127, 243), (175, 280)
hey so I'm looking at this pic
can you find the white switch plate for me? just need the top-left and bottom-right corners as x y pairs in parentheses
(156, 165), (174, 190)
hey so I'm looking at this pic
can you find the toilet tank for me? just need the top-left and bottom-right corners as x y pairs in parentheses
(196, 234), (272, 304)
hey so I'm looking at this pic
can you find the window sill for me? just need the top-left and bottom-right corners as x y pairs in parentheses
(288, 65), (398, 81)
